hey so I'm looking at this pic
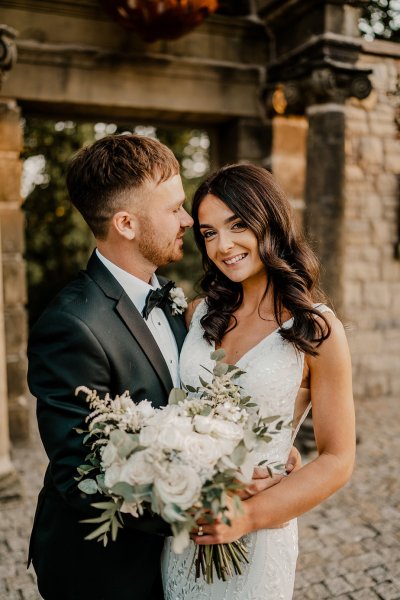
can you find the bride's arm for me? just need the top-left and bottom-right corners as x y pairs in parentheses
(193, 312), (355, 544)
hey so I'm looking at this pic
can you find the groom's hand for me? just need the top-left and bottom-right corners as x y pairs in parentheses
(237, 447), (302, 501)
(236, 467), (284, 500)
(285, 446), (302, 474)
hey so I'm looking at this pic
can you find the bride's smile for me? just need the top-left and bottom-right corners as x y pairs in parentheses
(198, 193), (266, 285)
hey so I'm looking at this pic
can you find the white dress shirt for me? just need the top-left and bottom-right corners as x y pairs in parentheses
(96, 249), (180, 387)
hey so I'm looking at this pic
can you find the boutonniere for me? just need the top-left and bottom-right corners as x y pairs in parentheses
(169, 286), (188, 316)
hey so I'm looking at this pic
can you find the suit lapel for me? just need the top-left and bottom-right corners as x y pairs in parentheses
(115, 294), (174, 395)
(86, 252), (174, 395)
(163, 304), (187, 354)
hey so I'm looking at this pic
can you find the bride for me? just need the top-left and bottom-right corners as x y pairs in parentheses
(161, 163), (355, 599)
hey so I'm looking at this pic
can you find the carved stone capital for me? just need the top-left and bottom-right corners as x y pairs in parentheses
(264, 63), (372, 116)
(0, 25), (18, 89)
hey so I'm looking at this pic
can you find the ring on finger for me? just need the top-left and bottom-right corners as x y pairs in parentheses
(198, 525), (204, 536)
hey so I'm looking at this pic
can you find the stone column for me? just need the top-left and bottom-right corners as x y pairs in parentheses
(0, 24), (22, 496)
(0, 224), (13, 479)
(0, 24), (29, 445)
(217, 117), (272, 167)
(0, 97), (29, 442)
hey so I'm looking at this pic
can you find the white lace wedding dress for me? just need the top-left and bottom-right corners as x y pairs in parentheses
(161, 300), (332, 600)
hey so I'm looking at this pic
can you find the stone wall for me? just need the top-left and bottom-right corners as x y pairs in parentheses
(342, 40), (400, 402)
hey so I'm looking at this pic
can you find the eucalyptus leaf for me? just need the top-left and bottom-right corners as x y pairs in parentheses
(111, 482), (134, 502)
(168, 388), (186, 405)
(84, 520), (111, 541)
(213, 362), (229, 377)
(199, 376), (209, 388)
(184, 384), (198, 393)
(210, 349), (226, 362)
(230, 444), (247, 466)
(78, 479), (98, 495)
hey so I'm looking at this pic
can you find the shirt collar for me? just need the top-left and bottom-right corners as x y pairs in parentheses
(96, 248), (160, 314)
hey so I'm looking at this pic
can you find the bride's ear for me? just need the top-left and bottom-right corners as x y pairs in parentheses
(111, 211), (137, 241)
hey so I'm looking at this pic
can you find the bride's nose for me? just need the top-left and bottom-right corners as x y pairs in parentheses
(218, 231), (234, 254)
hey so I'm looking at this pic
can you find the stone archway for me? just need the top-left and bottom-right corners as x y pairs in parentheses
(1, 0), (400, 486)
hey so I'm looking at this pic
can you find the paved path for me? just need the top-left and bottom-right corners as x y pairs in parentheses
(1, 394), (399, 599)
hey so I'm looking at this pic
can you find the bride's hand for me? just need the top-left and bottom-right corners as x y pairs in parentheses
(191, 495), (250, 545)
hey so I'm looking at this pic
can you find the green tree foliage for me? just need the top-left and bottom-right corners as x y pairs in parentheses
(22, 120), (208, 325)
(360, 0), (400, 41)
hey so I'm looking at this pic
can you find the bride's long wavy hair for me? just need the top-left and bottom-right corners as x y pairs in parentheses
(192, 163), (331, 356)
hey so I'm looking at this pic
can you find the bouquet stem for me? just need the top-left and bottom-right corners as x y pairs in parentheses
(195, 541), (249, 584)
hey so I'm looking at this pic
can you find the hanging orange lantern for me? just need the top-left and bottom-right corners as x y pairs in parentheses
(101, 0), (219, 42)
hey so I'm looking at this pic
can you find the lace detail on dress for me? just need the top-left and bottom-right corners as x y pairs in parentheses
(161, 300), (333, 599)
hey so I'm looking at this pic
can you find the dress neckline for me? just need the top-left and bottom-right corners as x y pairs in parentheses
(214, 316), (294, 367)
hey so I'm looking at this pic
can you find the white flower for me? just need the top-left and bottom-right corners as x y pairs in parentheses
(169, 286), (188, 315)
(119, 450), (154, 485)
(157, 424), (188, 451)
(154, 463), (201, 510)
(137, 399), (155, 419)
(104, 462), (124, 489)
(101, 441), (119, 468)
(182, 433), (222, 478)
(193, 415), (213, 434)
(139, 425), (159, 447)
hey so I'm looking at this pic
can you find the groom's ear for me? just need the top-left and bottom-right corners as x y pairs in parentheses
(111, 211), (137, 240)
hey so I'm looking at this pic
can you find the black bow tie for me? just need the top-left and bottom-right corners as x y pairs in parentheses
(142, 280), (175, 320)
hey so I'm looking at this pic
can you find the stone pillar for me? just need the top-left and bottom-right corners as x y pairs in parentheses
(260, 0), (372, 313)
(0, 224), (13, 478)
(0, 98), (29, 442)
(0, 25), (29, 444)
(218, 117), (272, 167)
(305, 105), (346, 310)
(0, 24), (22, 496)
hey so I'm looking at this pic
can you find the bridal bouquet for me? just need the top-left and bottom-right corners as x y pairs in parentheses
(75, 350), (289, 583)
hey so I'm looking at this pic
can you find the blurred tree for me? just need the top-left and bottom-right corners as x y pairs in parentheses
(22, 120), (209, 326)
(360, 0), (400, 41)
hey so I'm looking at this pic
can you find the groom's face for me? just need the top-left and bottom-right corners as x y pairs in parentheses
(136, 174), (193, 267)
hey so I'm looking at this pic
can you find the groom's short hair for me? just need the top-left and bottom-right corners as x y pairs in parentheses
(66, 133), (180, 239)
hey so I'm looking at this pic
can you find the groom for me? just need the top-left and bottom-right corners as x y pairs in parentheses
(28, 134), (299, 600)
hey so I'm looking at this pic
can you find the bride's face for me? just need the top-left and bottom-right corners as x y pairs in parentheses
(198, 194), (266, 285)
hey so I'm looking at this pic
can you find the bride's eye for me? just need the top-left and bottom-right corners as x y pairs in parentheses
(203, 229), (216, 240)
(232, 221), (247, 231)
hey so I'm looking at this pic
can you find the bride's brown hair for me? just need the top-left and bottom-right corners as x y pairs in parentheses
(192, 163), (331, 356)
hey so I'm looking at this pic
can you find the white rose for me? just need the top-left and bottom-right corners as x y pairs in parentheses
(211, 420), (243, 443)
(139, 425), (159, 447)
(182, 433), (222, 476)
(157, 424), (187, 451)
(101, 442), (119, 468)
(154, 464), (201, 510)
(193, 415), (213, 434)
(119, 450), (154, 485)
(104, 462), (124, 489)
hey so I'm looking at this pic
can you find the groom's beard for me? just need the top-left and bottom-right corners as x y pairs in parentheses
(138, 224), (185, 267)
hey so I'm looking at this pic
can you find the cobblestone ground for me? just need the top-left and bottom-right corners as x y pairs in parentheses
(0, 394), (399, 600)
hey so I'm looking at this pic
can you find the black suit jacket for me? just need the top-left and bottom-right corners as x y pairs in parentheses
(27, 252), (187, 600)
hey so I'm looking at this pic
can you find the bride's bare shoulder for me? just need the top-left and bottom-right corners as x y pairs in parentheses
(185, 298), (204, 328)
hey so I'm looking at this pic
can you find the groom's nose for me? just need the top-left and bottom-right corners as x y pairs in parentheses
(181, 208), (194, 228)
